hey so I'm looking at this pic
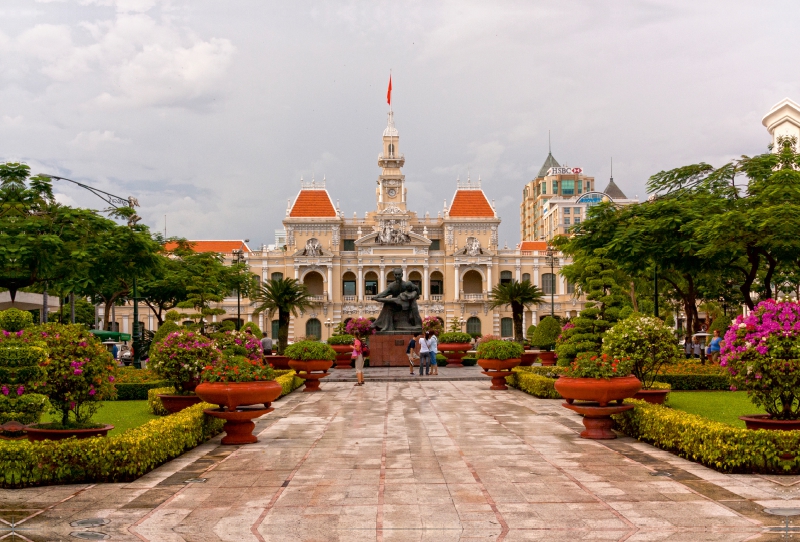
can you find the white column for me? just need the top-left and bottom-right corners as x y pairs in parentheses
(533, 266), (540, 287)
(327, 265), (333, 301)
(294, 265), (299, 280)
(379, 265), (386, 291)
(515, 261), (521, 282)
(454, 264), (460, 301)
(357, 266), (364, 301)
(122, 315), (129, 334)
(423, 265), (429, 300)
(148, 314), (153, 331)
(259, 313), (264, 330)
(486, 265), (492, 292)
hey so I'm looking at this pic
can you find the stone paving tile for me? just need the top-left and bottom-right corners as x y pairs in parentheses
(3, 381), (800, 541)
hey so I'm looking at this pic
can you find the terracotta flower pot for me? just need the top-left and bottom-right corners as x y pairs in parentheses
(739, 415), (800, 431)
(25, 424), (114, 441)
(538, 351), (556, 366)
(204, 407), (273, 445)
(520, 351), (538, 366)
(196, 380), (282, 411)
(633, 388), (670, 405)
(554, 375), (641, 407)
(268, 355), (291, 370)
(331, 345), (355, 369)
(438, 343), (472, 367)
(289, 360), (333, 392)
(477, 358), (521, 390)
(158, 394), (202, 414)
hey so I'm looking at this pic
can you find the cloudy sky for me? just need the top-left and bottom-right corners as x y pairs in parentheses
(2, 0), (797, 247)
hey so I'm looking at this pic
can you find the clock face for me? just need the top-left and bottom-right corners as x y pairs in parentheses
(387, 188), (397, 198)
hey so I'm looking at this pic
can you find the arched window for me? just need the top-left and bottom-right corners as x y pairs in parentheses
(500, 317), (513, 338)
(542, 273), (557, 295)
(566, 282), (575, 294)
(305, 318), (321, 340)
(408, 271), (422, 293)
(522, 273), (531, 283)
(271, 272), (284, 281)
(303, 271), (324, 296)
(500, 270), (512, 285)
(342, 271), (356, 297)
(466, 317), (482, 336)
(462, 270), (483, 294)
(364, 271), (378, 296)
(271, 319), (279, 340)
(430, 271), (444, 296)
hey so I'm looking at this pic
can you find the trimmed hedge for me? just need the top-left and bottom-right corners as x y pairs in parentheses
(148, 371), (303, 415)
(613, 400), (800, 474)
(506, 368), (561, 399)
(653, 374), (730, 391)
(116, 381), (171, 400)
(0, 402), (223, 488)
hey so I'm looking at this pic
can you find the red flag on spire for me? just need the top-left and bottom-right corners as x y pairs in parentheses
(387, 74), (392, 105)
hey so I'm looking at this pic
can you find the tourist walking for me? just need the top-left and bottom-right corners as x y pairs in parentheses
(407, 333), (420, 375)
(428, 330), (438, 376)
(260, 332), (272, 356)
(683, 337), (692, 359)
(353, 332), (365, 386)
(707, 329), (722, 362)
(691, 336), (701, 359)
(419, 332), (430, 376)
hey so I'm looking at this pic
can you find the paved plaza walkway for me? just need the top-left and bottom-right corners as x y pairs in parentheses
(3, 379), (800, 541)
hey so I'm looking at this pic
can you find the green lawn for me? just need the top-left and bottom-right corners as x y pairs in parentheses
(41, 401), (159, 436)
(668, 391), (766, 428)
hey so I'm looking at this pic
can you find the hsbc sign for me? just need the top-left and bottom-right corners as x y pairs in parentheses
(547, 167), (583, 176)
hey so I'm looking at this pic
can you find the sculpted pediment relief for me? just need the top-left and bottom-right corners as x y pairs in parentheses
(354, 231), (431, 247)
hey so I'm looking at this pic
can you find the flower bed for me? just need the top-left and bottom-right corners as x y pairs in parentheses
(0, 402), (223, 488)
(114, 367), (169, 400)
(613, 400), (800, 474)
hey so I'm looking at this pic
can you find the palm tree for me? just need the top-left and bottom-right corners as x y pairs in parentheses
(489, 280), (546, 343)
(251, 278), (313, 354)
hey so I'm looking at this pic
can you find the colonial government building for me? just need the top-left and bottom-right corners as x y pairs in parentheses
(105, 109), (585, 340)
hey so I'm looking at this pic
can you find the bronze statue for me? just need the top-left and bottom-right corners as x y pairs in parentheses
(372, 268), (422, 332)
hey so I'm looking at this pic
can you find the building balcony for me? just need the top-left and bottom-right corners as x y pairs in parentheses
(343, 295), (357, 302)
(462, 293), (485, 301)
(429, 294), (444, 301)
(309, 294), (328, 303)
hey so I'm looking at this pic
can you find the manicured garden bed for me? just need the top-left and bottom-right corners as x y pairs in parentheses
(668, 391), (766, 428)
(40, 400), (158, 436)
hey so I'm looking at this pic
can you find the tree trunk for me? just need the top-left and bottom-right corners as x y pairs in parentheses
(512, 303), (524, 343)
(762, 252), (777, 300)
(278, 310), (290, 355)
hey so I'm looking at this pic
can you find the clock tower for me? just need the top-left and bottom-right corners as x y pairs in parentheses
(376, 109), (407, 211)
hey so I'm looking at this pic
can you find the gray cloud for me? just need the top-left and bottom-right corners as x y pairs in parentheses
(1, 0), (797, 247)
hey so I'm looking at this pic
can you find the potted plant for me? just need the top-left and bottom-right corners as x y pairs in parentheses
(285, 340), (336, 392)
(476, 340), (524, 390)
(722, 300), (800, 430)
(531, 316), (561, 365)
(422, 316), (443, 336)
(601, 314), (679, 404)
(28, 323), (117, 441)
(327, 334), (355, 369)
(437, 332), (473, 368)
(251, 278), (314, 370)
(0, 309), (49, 436)
(554, 353), (640, 407)
(195, 354), (281, 444)
(149, 329), (221, 413)
(211, 330), (263, 362)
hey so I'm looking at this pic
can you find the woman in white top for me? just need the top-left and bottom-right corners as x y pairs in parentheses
(418, 332), (430, 376)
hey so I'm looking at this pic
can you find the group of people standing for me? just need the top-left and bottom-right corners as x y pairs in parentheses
(406, 331), (439, 376)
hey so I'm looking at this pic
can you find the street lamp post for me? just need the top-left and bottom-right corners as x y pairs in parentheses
(545, 245), (559, 317)
(324, 319), (334, 340)
(232, 249), (245, 331)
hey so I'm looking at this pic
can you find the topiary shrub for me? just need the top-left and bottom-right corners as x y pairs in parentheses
(285, 340), (336, 361)
(164, 310), (182, 322)
(708, 315), (732, 336)
(152, 320), (180, 346)
(532, 317), (561, 352)
(0, 309), (49, 425)
(36, 323), (117, 428)
(601, 313), (681, 389)
(476, 340), (523, 360)
(526, 325), (536, 341)
(240, 321), (262, 336)
(327, 334), (355, 346)
(149, 330), (220, 392)
(438, 332), (472, 344)
(210, 330), (262, 361)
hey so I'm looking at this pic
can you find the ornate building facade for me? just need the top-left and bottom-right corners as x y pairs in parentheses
(105, 110), (585, 339)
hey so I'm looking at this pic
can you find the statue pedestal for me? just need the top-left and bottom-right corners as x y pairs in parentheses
(369, 333), (418, 367)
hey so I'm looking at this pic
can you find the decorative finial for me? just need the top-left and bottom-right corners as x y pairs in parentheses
(610, 157), (613, 181)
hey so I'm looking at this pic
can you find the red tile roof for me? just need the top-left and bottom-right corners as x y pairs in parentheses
(518, 241), (548, 251)
(449, 190), (494, 217)
(164, 240), (251, 253)
(290, 190), (337, 217)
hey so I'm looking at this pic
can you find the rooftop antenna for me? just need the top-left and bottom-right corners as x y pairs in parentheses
(548, 130), (551, 154)
(610, 157), (614, 181)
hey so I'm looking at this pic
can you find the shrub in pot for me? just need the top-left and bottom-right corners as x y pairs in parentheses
(437, 332), (473, 367)
(285, 340), (336, 392)
(0, 309), (49, 430)
(476, 340), (524, 390)
(532, 317), (561, 365)
(327, 334), (355, 369)
(422, 316), (443, 336)
(601, 313), (680, 404)
(721, 300), (800, 430)
(554, 352), (640, 407)
(149, 330), (221, 413)
(30, 323), (117, 439)
(211, 330), (263, 362)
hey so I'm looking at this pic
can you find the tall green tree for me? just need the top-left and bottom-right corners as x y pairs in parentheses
(251, 278), (313, 354)
(175, 251), (238, 335)
(488, 280), (545, 342)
